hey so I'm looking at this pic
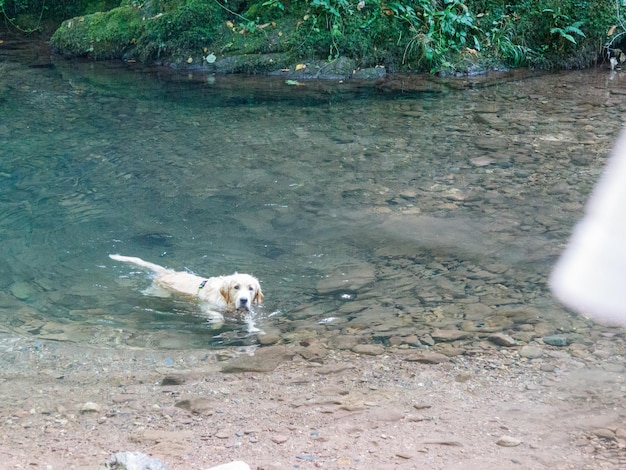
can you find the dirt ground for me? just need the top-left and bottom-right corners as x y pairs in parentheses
(1, 333), (626, 470)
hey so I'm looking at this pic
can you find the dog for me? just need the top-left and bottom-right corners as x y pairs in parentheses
(109, 254), (263, 330)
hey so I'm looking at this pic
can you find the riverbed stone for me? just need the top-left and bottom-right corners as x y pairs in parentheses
(519, 345), (544, 359)
(328, 334), (362, 350)
(352, 344), (385, 356)
(10, 281), (34, 300)
(221, 346), (295, 373)
(433, 343), (465, 356)
(463, 303), (493, 320)
(498, 306), (542, 323)
(315, 263), (375, 294)
(258, 329), (282, 345)
(534, 323), (557, 336)
(298, 343), (328, 361)
(402, 351), (450, 364)
(496, 436), (522, 447)
(543, 335), (569, 347)
(461, 316), (514, 333)
(175, 397), (213, 414)
(431, 329), (469, 342)
(488, 333), (516, 347)
(79, 402), (101, 413)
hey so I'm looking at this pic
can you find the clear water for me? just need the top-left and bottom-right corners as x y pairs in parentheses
(1, 41), (624, 349)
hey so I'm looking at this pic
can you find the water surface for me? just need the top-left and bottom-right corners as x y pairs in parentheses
(1, 40), (624, 349)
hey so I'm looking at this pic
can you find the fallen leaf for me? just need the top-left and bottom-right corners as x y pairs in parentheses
(295, 63), (306, 71)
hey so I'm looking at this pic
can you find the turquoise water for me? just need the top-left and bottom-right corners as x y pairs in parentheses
(1, 41), (624, 348)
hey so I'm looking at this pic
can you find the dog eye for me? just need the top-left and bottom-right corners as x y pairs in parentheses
(234, 285), (240, 290)
(248, 286), (254, 291)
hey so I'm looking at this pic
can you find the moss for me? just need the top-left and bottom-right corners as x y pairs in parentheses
(50, 6), (144, 59)
(130, 0), (225, 61)
(49, 0), (227, 62)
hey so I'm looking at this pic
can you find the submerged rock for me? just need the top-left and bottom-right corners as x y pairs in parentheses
(543, 335), (569, 347)
(9, 281), (34, 300)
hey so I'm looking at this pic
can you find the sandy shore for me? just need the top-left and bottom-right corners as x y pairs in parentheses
(1, 333), (626, 470)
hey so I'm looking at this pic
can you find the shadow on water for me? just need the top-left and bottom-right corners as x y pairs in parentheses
(1, 40), (625, 349)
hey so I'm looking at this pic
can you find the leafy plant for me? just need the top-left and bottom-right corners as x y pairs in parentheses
(544, 7), (586, 45)
(388, 0), (481, 71)
(0, 0), (45, 32)
(484, 12), (530, 66)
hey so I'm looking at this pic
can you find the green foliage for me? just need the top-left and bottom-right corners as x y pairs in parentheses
(481, 12), (530, 67)
(288, 0), (394, 63)
(511, 0), (613, 68)
(7, 0), (622, 72)
(544, 8), (586, 45)
(1, 0), (118, 33)
(387, 0), (482, 71)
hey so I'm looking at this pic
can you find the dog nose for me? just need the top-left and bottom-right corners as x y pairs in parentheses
(239, 298), (248, 305)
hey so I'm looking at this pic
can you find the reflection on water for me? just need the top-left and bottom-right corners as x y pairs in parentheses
(1, 40), (625, 349)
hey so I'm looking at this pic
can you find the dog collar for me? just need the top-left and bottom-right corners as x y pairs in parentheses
(198, 280), (207, 291)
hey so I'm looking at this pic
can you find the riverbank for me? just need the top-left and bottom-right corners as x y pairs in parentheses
(3, 0), (618, 75)
(2, 331), (626, 469)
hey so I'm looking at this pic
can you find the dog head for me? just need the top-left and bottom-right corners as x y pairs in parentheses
(219, 273), (264, 311)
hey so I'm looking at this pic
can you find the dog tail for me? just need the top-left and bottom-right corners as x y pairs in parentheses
(109, 254), (169, 274)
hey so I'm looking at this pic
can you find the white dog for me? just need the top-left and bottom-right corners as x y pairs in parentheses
(109, 254), (263, 330)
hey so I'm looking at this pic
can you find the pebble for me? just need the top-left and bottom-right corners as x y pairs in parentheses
(543, 335), (569, 347)
(431, 329), (469, 342)
(79, 402), (101, 413)
(352, 344), (385, 356)
(221, 346), (295, 373)
(270, 434), (289, 444)
(175, 398), (213, 415)
(519, 345), (544, 359)
(160, 375), (185, 386)
(367, 407), (405, 422)
(258, 332), (281, 345)
(592, 428), (616, 441)
(496, 436), (522, 447)
(488, 333), (516, 347)
(9, 281), (34, 300)
(402, 351), (449, 364)
(463, 303), (493, 319)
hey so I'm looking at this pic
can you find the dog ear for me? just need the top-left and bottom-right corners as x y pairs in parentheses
(220, 281), (232, 306)
(254, 285), (264, 305)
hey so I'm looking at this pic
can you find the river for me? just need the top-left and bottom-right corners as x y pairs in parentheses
(1, 39), (624, 350)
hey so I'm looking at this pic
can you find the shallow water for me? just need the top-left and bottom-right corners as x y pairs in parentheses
(1, 40), (625, 349)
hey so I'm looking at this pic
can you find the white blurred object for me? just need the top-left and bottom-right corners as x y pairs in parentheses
(550, 129), (626, 324)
